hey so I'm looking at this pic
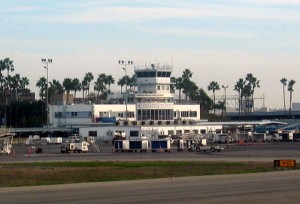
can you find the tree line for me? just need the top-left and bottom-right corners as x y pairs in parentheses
(0, 57), (297, 127)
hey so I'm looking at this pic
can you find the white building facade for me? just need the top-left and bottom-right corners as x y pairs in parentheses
(49, 63), (205, 138)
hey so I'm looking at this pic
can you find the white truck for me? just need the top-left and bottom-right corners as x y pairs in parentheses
(41, 137), (63, 144)
(60, 141), (89, 153)
(195, 139), (224, 152)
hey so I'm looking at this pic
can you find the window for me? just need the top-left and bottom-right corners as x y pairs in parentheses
(157, 71), (171, 77)
(71, 112), (78, 117)
(130, 131), (139, 137)
(149, 71), (155, 77)
(189, 111), (197, 117)
(137, 71), (156, 78)
(55, 112), (62, 118)
(157, 85), (160, 90)
(127, 112), (135, 118)
(89, 131), (97, 136)
(181, 111), (189, 117)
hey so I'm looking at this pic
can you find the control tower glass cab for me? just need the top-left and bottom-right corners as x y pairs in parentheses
(134, 63), (174, 121)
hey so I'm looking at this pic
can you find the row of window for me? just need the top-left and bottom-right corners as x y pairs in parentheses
(157, 85), (170, 91)
(89, 129), (210, 138)
(137, 109), (174, 121)
(136, 71), (171, 78)
(137, 98), (173, 103)
(55, 111), (92, 118)
(54, 110), (197, 119)
(88, 130), (139, 137)
(174, 111), (197, 118)
(117, 112), (135, 118)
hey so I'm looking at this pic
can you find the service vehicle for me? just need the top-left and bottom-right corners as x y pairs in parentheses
(151, 139), (171, 152)
(195, 139), (224, 152)
(114, 140), (130, 152)
(114, 139), (148, 152)
(129, 140), (148, 152)
(60, 141), (89, 153)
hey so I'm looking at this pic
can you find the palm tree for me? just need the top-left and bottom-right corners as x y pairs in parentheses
(129, 74), (136, 91)
(216, 101), (225, 117)
(18, 77), (30, 98)
(71, 78), (81, 100)
(94, 77), (107, 101)
(234, 78), (246, 118)
(10, 74), (21, 100)
(241, 83), (252, 119)
(36, 77), (47, 101)
(280, 78), (287, 116)
(208, 81), (220, 115)
(20, 77), (29, 88)
(174, 77), (184, 101)
(196, 88), (213, 113)
(124, 75), (131, 91)
(0, 59), (6, 90)
(288, 79), (296, 118)
(49, 80), (63, 104)
(2, 58), (14, 93)
(63, 78), (73, 103)
(246, 73), (260, 113)
(83, 72), (94, 98)
(182, 80), (198, 100)
(3, 58), (14, 78)
(81, 79), (88, 103)
(98, 74), (109, 98)
(106, 75), (115, 93)
(117, 77), (126, 93)
(182, 69), (193, 79)
(181, 69), (193, 100)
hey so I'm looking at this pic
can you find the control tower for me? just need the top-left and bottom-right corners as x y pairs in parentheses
(134, 63), (174, 121)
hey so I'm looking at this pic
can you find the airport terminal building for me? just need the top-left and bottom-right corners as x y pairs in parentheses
(48, 64), (219, 138)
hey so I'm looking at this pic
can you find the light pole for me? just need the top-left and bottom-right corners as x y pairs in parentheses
(41, 58), (52, 134)
(118, 60), (133, 121)
(222, 85), (228, 120)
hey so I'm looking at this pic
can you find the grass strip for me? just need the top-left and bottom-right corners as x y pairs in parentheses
(0, 161), (295, 187)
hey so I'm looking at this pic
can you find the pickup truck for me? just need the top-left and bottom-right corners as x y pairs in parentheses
(196, 144), (224, 152)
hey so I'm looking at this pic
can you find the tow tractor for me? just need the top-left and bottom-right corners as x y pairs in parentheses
(60, 141), (89, 153)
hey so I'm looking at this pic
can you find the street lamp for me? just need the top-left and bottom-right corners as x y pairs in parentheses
(222, 85), (228, 120)
(118, 60), (133, 121)
(41, 58), (52, 134)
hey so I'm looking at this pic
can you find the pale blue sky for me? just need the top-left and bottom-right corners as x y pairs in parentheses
(1, 0), (300, 109)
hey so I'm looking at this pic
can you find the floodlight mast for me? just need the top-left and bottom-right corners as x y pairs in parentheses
(222, 85), (228, 120)
(41, 58), (52, 135)
(118, 60), (133, 122)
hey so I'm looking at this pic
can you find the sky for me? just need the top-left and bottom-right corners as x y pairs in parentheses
(1, 0), (300, 110)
